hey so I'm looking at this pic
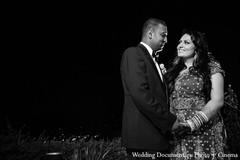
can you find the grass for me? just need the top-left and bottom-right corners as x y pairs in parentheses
(1, 110), (239, 160)
(0, 123), (127, 160)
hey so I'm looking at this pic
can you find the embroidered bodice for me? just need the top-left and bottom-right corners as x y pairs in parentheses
(170, 61), (225, 111)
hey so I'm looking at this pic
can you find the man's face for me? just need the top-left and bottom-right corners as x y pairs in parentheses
(152, 24), (168, 52)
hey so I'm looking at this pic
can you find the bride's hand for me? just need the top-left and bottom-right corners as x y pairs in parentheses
(180, 122), (190, 127)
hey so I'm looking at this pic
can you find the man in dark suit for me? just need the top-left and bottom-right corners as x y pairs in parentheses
(120, 18), (180, 159)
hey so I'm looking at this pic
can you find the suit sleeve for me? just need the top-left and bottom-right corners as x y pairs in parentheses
(121, 47), (176, 132)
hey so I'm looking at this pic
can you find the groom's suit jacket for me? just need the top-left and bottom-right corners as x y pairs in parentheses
(120, 44), (177, 151)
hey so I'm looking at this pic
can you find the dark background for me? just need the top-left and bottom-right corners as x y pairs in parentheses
(3, 1), (240, 139)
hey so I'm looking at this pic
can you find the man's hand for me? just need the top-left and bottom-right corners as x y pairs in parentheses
(172, 122), (191, 135)
(171, 119), (181, 131)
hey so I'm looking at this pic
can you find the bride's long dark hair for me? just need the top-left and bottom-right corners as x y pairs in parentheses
(165, 29), (215, 101)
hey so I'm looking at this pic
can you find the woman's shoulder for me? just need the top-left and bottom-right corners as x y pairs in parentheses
(208, 60), (225, 76)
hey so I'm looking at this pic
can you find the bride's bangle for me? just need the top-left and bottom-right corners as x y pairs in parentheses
(186, 111), (208, 131)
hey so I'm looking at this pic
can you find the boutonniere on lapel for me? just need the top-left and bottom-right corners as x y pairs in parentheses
(159, 63), (167, 74)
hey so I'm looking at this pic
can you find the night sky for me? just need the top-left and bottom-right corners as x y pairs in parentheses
(3, 1), (240, 138)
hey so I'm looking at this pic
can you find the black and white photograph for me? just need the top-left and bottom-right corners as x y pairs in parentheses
(2, 1), (240, 159)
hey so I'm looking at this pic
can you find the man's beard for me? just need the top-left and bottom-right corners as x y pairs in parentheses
(156, 43), (165, 53)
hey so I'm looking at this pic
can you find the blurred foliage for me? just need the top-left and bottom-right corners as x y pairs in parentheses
(221, 84), (240, 155)
(0, 125), (127, 160)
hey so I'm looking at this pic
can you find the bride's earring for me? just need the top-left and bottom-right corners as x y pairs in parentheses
(194, 51), (198, 61)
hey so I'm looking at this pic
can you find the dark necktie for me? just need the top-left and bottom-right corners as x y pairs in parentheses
(152, 51), (159, 63)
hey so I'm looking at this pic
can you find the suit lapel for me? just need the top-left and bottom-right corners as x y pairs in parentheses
(138, 44), (166, 90)
(163, 76), (169, 105)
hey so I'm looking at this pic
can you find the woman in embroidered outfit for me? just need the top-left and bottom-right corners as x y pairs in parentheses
(165, 29), (228, 160)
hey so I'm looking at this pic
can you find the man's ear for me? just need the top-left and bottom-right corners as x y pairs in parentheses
(148, 30), (153, 39)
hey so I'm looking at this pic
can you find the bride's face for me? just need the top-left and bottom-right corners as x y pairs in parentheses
(177, 34), (196, 59)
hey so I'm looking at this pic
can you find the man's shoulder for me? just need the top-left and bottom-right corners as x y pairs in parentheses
(124, 45), (139, 51)
(124, 44), (144, 54)
(122, 46), (144, 60)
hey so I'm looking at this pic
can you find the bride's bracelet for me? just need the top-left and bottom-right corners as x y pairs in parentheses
(186, 111), (209, 131)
